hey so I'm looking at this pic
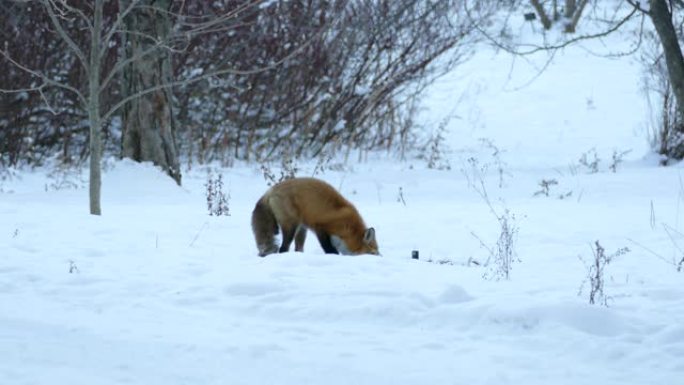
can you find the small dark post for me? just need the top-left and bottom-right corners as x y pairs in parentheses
(411, 250), (419, 260)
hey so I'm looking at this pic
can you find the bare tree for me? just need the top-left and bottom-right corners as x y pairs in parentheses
(646, 0), (684, 159)
(0, 0), (302, 214)
(1, 0), (148, 214)
(528, 0), (589, 32)
(473, 1), (684, 161)
(120, 0), (180, 184)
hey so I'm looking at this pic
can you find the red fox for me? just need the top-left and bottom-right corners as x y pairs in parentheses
(251, 177), (379, 257)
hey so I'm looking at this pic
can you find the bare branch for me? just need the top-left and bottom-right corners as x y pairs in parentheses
(100, 0), (255, 93)
(48, 0), (93, 31)
(102, 29), (319, 122)
(40, 0), (89, 75)
(0, 48), (87, 107)
(627, 237), (677, 266)
(175, 0), (263, 35)
(625, 0), (651, 15)
(37, 85), (58, 115)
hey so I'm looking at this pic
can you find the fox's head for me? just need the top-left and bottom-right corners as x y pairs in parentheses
(331, 227), (379, 256)
(361, 227), (380, 255)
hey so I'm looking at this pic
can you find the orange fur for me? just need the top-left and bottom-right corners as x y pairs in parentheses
(251, 178), (379, 256)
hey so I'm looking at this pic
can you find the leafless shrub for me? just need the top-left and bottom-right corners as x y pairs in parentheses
(534, 178), (558, 197)
(579, 148), (600, 173)
(579, 241), (630, 306)
(476, 206), (519, 281)
(205, 170), (230, 216)
(428, 256), (483, 267)
(397, 186), (407, 206)
(426, 258), (456, 265)
(466, 256), (482, 266)
(558, 191), (573, 200)
(577, 148), (630, 174)
(260, 151), (299, 187)
(45, 160), (85, 191)
(478, 138), (509, 188)
(463, 157), (520, 280)
(68, 260), (80, 274)
(423, 116), (452, 170)
(177, 0), (486, 163)
(4, 0), (488, 168)
(312, 138), (347, 177)
(609, 149), (632, 172)
(534, 178), (573, 199)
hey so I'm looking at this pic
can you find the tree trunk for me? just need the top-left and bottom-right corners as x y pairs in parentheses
(89, 0), (103, 215)
(565, 0), (576, 18)
(564, 0), (588, 33)
(530, 0), (553, 30)
(649, 0), (684, 158)
(121, 0), (181, 185)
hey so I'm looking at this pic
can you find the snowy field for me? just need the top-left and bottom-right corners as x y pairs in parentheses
(2, 20), (684, 385)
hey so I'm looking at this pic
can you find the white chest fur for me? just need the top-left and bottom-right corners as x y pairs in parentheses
(330, 235), (353, 255)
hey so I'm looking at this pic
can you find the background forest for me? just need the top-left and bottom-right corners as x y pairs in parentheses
(1, 0), (478, 172)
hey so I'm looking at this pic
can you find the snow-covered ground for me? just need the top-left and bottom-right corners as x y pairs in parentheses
(2, 18), (684, 385)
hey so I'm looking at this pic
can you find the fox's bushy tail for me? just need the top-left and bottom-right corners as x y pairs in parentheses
(251, 197), (279, 256)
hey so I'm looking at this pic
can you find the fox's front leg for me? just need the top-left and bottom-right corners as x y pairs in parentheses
(315, 231), (339, 254)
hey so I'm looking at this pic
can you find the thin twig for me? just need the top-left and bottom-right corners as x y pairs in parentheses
(627, 237), (676, 266)
(189, 221), (208, 247)
(0, 48), (87, 107)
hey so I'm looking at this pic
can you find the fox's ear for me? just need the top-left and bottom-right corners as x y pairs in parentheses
(363, 227), (376, 244)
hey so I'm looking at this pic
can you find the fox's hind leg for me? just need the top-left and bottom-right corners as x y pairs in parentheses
(252, 199), (279, 257)
(279, 223), (297, 253)
(294, 225), (307, 252)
